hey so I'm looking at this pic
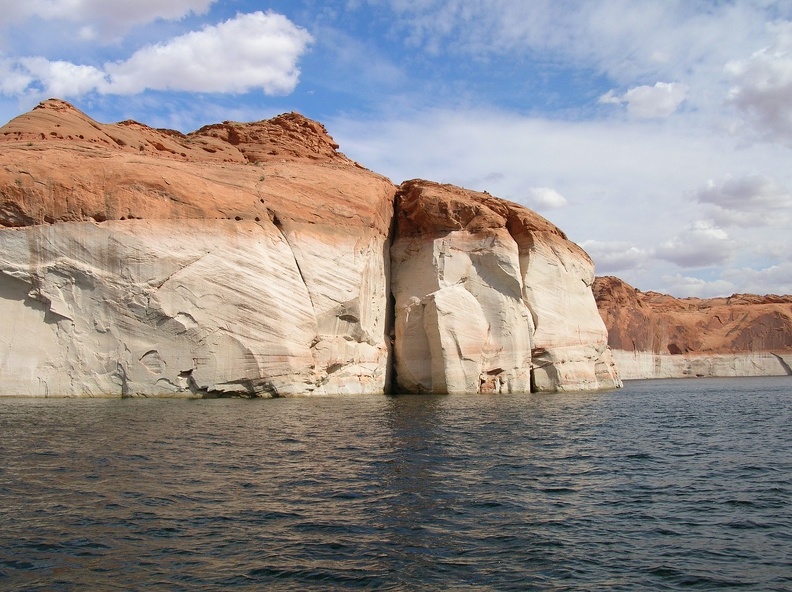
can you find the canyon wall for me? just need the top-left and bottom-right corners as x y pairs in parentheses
(0, 99), (620, 397)
(593, 276), (792, 379)
(0, 100), (395, 396)
(391, 181), (620, 393)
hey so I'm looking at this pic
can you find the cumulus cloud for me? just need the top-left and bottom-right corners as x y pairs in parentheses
(105, 12), (312, 94)
(5, 58), (106, 97)
(579, 240), (648, 274)
(0, 0), (216, 38)
(526, 187), (568, 209)
(0, 12), (312, 98)
(599, 82), (688, 118)
(726, 21), (792, 145)
(0, 59), (35, 95)
(655, 221), (733, 268)
(696, 174), (792, 227)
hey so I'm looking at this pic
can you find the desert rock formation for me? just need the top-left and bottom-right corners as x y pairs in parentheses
(594, 276), (792, 379)
(1, 100), (394, 396)
(0, 99), (620, 396)
(392, 180), (620, 393)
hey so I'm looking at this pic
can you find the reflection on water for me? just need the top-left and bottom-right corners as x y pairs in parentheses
(1, 378), (791, 590)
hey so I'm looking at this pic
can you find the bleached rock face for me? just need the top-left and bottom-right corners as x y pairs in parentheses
(611, 351), (792, 380)
(392, 228), (533, 394)
(0, 100), (622, 397)
(391, 180), (621, 394)
(515, 230), (621, 392)
(0, 100), (394, 397)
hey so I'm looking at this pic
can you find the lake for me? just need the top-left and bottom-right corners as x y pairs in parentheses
(1, 377), (790, 591)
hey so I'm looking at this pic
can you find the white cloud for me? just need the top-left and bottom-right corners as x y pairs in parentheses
(105, 12), (312, 95)
(726, 21), (792, 145)
(0, 0), (216, 38)
(580, 240), (648, 274)
(13, 57), (106, 97)
(660, 273), (736, 298)
(723, 262), (792, 296)
(526, 187), (568, 209)
(599, 82), (688, 118)
(0, 12), (313, 98)
(696, 174), (792, 227)
(0, 59), (34, 95)
(655, 221), (734, 268)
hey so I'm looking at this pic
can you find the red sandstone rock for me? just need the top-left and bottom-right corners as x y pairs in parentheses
(593, 275), (792, 355)
(0, 98), (387, 231)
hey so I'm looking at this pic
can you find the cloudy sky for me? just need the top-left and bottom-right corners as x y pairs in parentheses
(1, 0), (791, 297)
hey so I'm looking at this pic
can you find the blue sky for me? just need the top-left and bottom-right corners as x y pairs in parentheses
(2, 0), (792, 297)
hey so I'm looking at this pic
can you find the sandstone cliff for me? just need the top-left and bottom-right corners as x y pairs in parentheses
(593, 275), (792, 379)
(0, 99), (620, 396)
(0, 100), (395, 396)
(392, 181), (620, 393)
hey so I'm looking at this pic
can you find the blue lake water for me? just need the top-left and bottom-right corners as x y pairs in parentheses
(1, 377), (791, 591)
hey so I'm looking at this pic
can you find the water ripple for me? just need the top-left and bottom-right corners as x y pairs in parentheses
(0, 377), (790, 590)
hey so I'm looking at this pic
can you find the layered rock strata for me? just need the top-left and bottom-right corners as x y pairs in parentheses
(0, 99), (621, 396)
(594, 276), (792, 379)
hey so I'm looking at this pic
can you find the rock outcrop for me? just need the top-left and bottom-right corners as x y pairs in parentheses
(594, 275), (792, 379)
(392, 181), (620, 393)
(0, 99), (620, 397)
(0, 100), (395, 396)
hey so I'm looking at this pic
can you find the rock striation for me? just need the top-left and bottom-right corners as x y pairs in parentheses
(0, 99), (620, 397)
(0, 100), (394, 396)
(593, 275), (792, 379)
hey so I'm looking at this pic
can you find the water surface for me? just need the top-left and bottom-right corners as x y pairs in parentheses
(1, 377), (790, 590)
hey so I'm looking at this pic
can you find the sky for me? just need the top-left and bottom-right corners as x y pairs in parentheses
(1, 0), (792, 297)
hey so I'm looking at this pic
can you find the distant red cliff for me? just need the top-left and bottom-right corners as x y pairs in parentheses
(593, 275), (792, 378)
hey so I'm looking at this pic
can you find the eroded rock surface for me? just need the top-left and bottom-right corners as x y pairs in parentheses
(593, 275), (792, 378)
(0, 100), (621, 396)
(0, 100), (394, 396)
(392, 180), (621, 393)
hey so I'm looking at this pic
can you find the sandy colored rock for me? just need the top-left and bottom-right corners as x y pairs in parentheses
(392, 180), (621, 393)
(0, 99), (394, 396)
(0, 99), (623, 397)
(594, 275), (792, 378)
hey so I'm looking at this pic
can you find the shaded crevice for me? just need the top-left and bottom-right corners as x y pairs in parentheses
(385, 189), (399, 394)
(267, 208), (316, 314)
(771, 352), (792, 375)
(504, 212), (539, 332)
(177, 369), (278, 399)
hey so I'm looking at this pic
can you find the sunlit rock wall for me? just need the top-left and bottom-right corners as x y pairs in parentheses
(0, 100), (623, 397)
(391, 180), (621, 394)
(612, 350), (792, 380)
(0, 219), (393, 397)
(0, 100), (395, 397)
(594, 275), (792, 380)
